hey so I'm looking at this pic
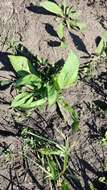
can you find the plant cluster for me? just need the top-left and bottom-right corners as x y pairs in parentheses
(0, 50), (80, 129)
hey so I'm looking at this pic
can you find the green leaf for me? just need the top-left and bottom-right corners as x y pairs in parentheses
(40, 1), (63, 16)
(47, 159), (59, 181)
(57, 97), (79, 132)
(47, 83), (58, 106)
(61, 180), (70, 190)
(0, 79), (12, 87)
(57, 22), (65, 39)
(39, 147), (63, 156)
(56, 51), (79, 89)
(8, 55), (35, 76)
(11, 92), (33, 108)
(16, 74), (41, 88)
(20, 98), (47, 109)
(95, 38), (105, 56)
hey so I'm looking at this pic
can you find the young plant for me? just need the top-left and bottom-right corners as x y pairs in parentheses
(5, 51), (80, 129)
(40, 0), (86, 47)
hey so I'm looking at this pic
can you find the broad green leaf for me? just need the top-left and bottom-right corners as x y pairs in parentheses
(95, 38), (105, 56)
(16, 74), (41, 88)
(8, 55), (35, 76)
(57, 22), (65, 39)
(0, 79), (12, 87)
(40, 1), (63, 16)
(61, 180), (70, 190)
(47, 83), (58, 106)
(57, 97), (79, 131)
(25, 96), (34, 104)
(20, 98), (47, 109)
(11, 92), (33, 108)
(56, 51), (79, 89)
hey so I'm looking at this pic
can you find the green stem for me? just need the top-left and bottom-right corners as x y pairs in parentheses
(25, 154), (50, 175)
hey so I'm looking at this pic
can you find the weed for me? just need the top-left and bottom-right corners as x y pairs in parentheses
(40, 0), (86, 47)
(21, 127), (74, 189)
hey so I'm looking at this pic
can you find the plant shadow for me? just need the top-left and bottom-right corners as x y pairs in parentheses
(0, 51), (12, 72)
(69, 32), (90, 55)
(45, 23), (61, 47)
(45, 23), (58, 37)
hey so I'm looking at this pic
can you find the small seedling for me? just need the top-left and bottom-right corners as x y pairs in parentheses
(81, 32), (107, 78)
(40, 0), (86, 47)
(0, 51), (80, 129)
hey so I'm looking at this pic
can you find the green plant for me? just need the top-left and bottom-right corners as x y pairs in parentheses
(1, 51), (80, 128)
(95, 32), (107, 57)
(21, 127), (72, 189)
(40, 0), (86, 47)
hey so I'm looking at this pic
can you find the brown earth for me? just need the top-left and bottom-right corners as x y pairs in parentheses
(0, 0), (107, 190)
